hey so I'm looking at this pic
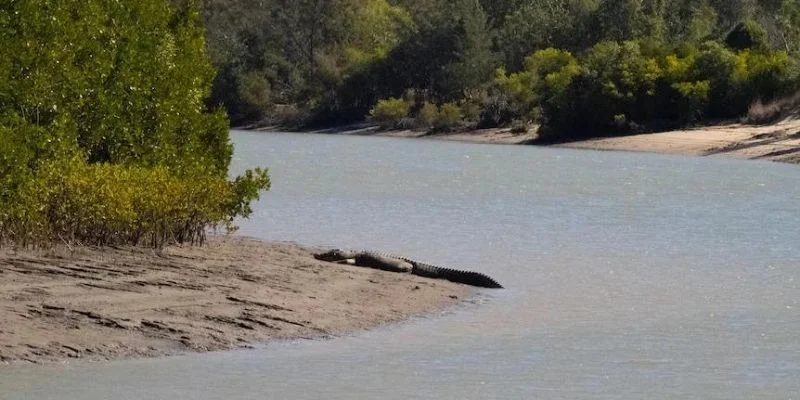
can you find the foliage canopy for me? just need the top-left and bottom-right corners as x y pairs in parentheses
(0, 0), (270, 247)
(200, 0), (800, 140)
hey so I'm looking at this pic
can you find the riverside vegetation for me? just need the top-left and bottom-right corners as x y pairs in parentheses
(204, 0), (800, 139)
(0, 1), (270, 247)
(4, 1), (798, 250)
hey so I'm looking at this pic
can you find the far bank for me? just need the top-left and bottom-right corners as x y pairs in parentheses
(246, 118), (800, 164)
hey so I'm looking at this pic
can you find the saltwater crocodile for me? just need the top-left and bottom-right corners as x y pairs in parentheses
(314, 249), (413, 273)
(314, 249), (503, 289)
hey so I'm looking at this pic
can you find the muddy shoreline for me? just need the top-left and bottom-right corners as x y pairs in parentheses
(0, 236), (468, 366)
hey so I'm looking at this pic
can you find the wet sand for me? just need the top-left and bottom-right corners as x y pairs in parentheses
(0, 236), (467, 366)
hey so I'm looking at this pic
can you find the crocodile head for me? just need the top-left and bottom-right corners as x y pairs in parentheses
(314, 249), (352, 262)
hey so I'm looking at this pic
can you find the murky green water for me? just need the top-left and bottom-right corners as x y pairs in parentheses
(2, 131), (798, 399)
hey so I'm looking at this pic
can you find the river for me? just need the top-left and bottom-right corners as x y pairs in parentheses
(2, 131), (798, 399)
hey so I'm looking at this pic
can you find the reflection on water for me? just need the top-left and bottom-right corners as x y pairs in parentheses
(2, 131), (798, 399)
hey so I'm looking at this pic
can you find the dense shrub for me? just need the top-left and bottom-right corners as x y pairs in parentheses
(490, 48), (579, 133)
(732, 51), (800, 109)
(0, 157), (270, 247)
(0, 0), (237, 172)
(534, 41), (661, 139)
(690, 41), (739, 118)
(657, 50), (709, 123)
(505, 40), (800, 142)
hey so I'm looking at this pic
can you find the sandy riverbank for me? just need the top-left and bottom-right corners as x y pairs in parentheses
(380, 119), (800, 163)
(252, 124), (539, 145)
(372, 127), (539, 145)
(260, 118), (800, 163)
(558, 119), (800, 164)
(0, 236), (468, 366)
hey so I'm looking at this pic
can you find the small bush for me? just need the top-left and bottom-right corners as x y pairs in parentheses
(435, 103), (462, 130)
(460, 100), (482, 123)
(415, 102), (439, 128)
(460, 89), (485, 124)
(237, 71), (272, 116)
(369, 97), (411, 128)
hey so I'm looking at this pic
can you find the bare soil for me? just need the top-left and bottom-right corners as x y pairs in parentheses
(0, 236), (467, 366)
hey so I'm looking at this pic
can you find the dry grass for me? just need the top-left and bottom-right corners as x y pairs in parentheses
(746, 93), (800, 124)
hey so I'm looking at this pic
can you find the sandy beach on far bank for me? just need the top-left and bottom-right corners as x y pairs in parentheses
(0, 236), (468, 366)
(381, 119), (800, 163)
(558, 119), (800, 164)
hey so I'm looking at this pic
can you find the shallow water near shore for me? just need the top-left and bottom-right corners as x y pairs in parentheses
(2, 131), (799, 399)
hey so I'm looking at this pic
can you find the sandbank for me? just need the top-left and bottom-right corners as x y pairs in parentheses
(0, 236), (467, 366)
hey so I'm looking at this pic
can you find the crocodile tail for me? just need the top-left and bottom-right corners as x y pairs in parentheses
(409, 262), (444, 279)
(412, 262), (503, 289)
